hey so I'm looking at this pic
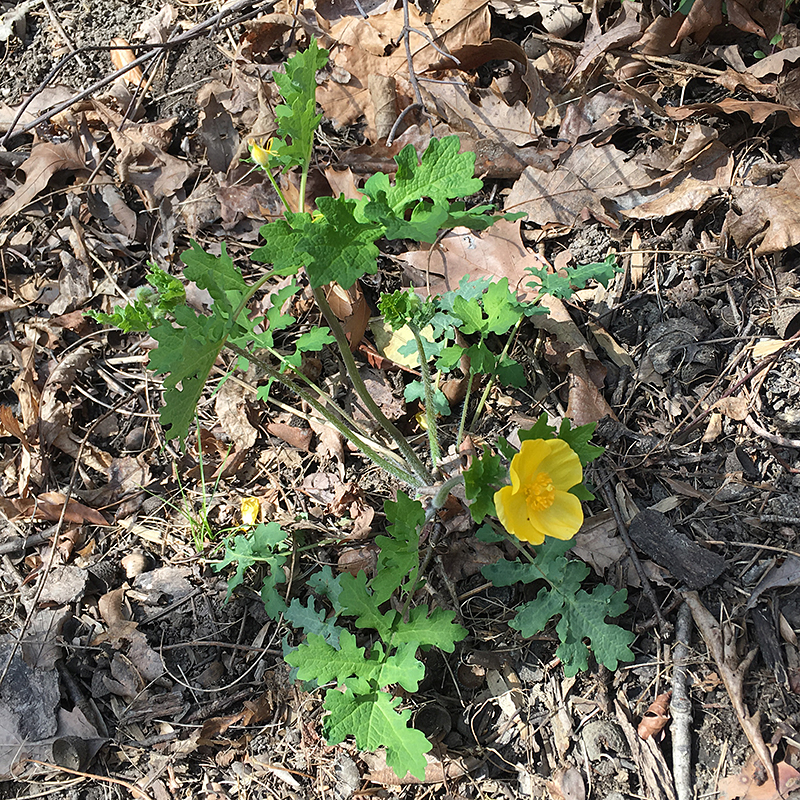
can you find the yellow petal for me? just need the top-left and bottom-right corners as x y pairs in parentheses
(538, 440), (583, 491)
(494, 485), (546, 545)
(241, 496), (260, 526)
(528, 490), (584, 541)
(249, 142), (271, 168)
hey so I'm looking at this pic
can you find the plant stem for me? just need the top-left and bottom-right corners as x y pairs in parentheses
(470, 317), (523, 431)
(226, 342), (422, 487)
(410, 324), (441, 470)
(456, 369), (474, 449)
(311, 286), (434, 485)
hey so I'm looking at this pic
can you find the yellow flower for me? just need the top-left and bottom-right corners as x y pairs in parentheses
(494, 438), (584, 545)
(241, 496), (261, 526)
(249, 138), (278, 169)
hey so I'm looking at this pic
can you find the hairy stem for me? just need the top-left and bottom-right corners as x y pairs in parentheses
(410, 324), (441, 469)
(226, 342), (421, 486)
(311, 286), (434, 485)
(470, 317), (522, 430)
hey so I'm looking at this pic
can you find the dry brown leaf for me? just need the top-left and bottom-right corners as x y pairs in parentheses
(0, 135), (90, 219)
(317, 0), (490, 137)
(267, 421), (313, 451)
(110, 37), (145, 88)
(715, 395), (749, 420)
(725, 174), (800, 255)
(215, 379), (258, 452)
(506, 141), (653, 228)
(546, 766), (585, 800)
(422, 76), (540, 146)
(567, 0), (643, 83)
(718, 752), (800, 800)
(326, 282), (370, 349)
(666, 97), (800, 128)
(672, 0), (723, 44)
(401, 218), (546, 299)
(638, 691), (672, 740)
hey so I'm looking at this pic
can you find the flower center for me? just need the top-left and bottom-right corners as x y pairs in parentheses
(525, 472), (555, 511)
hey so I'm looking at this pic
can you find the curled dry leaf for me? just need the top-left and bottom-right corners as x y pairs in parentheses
(638, 691), (672, 740)
(110, 37), (145, 88)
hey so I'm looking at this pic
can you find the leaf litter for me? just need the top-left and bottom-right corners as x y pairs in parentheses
(1, 0), (800, 794)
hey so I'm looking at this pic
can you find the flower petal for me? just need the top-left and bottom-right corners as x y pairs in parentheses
(538, 439), (583, 491)
(511, 439), (551, 490)
(528, 490), (584, 541)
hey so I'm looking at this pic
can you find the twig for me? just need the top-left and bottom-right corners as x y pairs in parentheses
(671, 602), (692, 800)
(41, 0), (87, 69)
(745, 414), (800, 449)
(400, 0), (433, 137)
(673, 328), (800, 441)
(1, 0), (272, 147)
(683, 590), (777, 791)
(598, 467), (672, 637)
(386, 102), (421, 146)
(25, 760), (154, 800)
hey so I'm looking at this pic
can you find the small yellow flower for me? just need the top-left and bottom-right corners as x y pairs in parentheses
(494, 438), (584, 545)
(249, 138), (278, 169)
(241, 496), (261, 526)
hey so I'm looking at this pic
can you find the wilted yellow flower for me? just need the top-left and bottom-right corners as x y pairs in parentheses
(249, 138), (278, 169)
(241, 496), (261, 526)
(494, 438), (583, 545)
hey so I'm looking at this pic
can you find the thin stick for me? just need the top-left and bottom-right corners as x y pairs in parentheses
(598, 467), (672, 637)
(671, 602), (693, 800)
(400, 0), (434, 137)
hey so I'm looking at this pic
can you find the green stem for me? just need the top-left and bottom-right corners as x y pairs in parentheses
(225, 342), (421, 487)
(311, 286), (434, 485)
(470, 317), (523, 431)
(410, 324), (441, 469)
(456, 369), (475, 450)
(264, 166), (291, 215)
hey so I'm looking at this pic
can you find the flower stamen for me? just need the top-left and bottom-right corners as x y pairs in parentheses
(524, 472), (556, 511)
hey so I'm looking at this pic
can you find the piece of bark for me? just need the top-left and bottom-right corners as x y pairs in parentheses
(749, 605), (788, 689)
(628, 509), (725, 589)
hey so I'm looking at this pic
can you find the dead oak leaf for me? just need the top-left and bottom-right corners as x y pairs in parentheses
(0, 136), (90, 220)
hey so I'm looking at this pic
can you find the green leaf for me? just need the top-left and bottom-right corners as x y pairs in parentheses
(393, 606), (467, 652)
(463, 447), (505, 523)
(481, 278), (523, 335)
(323, 683), (431, 780)
(214, 521), (288, 602)
(180, 241), (248, 316)
(403, 381), (450, 416)
(148, 310), (227, 444)
(527, 254), (618, 299)
(495, 355), (525, 388)
(271, 37), (329, 172)
(307, 565), (344, 612)
(284, 597), (341, 646)
(379, 290), (436, 332)
(376, 642), (426, 691)
(302, 196), (382, 289)
(371, 492), (424, 604)
(339, 571), (397, 640)
(252, 216), (312, 276)
(436, 344), (466, 372)
(88, 265), (185, 332)
(452, 294), (485, 335)
(363, 137), (483, 218)
(483, 539), (634, 676)
(556, 419), (604, 467)
(475, 522), (505, 543)
(286, 630), (370, 685)
(518, 413), (556, 443)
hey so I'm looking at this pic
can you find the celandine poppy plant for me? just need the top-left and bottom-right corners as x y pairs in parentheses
(494, 438), (584, 545)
